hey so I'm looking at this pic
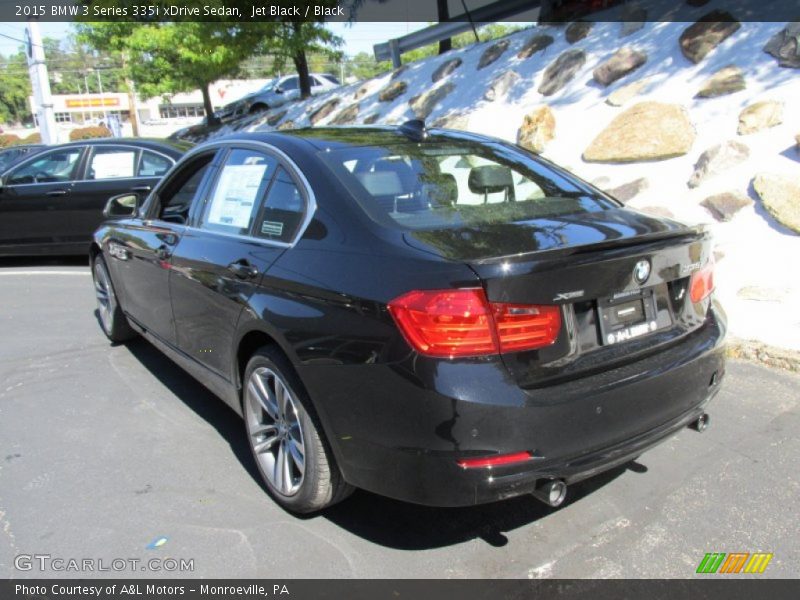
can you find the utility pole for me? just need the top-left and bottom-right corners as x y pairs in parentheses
(25, 21), (57, 144)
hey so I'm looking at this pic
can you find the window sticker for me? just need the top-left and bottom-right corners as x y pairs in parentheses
(261, 221), (284, 237)
(207, 164), (267, 229)
(91, 152), (136, 179)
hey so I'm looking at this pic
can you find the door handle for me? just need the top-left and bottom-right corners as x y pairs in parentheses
(227, 260), (259, 279)
(131, 186), (151, 193)
(46, 190), (67, 196)
(157, 232), (178, 246)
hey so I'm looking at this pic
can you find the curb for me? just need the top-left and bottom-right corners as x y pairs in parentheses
(726, 338), (800, 373)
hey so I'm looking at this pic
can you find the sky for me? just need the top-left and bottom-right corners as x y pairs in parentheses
(0, 21), (428, 58)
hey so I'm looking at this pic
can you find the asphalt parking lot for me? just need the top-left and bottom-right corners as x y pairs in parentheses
(0, 259), (798, 579)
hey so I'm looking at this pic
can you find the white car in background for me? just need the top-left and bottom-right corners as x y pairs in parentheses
(216, 73), (341, 120)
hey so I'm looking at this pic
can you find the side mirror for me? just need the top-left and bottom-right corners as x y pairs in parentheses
(104, 193), (140, 218)
(274, 86), (284, 94)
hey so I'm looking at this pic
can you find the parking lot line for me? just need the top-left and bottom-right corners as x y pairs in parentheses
(0, 270), (90, 276)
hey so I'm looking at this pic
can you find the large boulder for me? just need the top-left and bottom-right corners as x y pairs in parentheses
(538, 49), (586, 96)
(478, 39), (510, 69)
(517, 34), (554, 59)
(604, 178), (649, 203)
(679, 11), (741, 63)
(565, 21), (592, 44)
(606, 77), (652, 106)
(378, 80), (407, 102)
(309, 98), (340, 125)
(330, 103), (359, 125)
(409, 82), (456, 119)
(593, 47), (647, 86)
(700, 191), (752, 221)
(763, 22), (800, 68)
(737, 100), (783, 135)
(695, 65), (746, 98)
(688, 140), (750, 188)
(353, 83), (370, 100)
(432, 58), (462, 82)
(583, 102), (695, 163)
(265, 110), (287, 127)
(485, 70), (520, 101)
(753, 173), (800, 233)
(363, 113), (380, 125)
(431, 111), (470, 130)
(516, 106), (556, 154)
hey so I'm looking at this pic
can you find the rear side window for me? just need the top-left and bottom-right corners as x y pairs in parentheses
(255, 167), (305, 243)
(138, 150), (173, 177)
(320, 142), (617, 231)
(86, 147), (138, 180)
(199, 149), (277, 236)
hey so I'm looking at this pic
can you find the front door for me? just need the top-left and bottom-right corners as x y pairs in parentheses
(0, 146), (85, 250)
(105, 152), (217, 345)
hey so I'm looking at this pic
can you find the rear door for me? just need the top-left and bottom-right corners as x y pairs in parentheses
(0, 146), (85, 249)
(169, 145), (309, 380)
(70, 145), (175, 244)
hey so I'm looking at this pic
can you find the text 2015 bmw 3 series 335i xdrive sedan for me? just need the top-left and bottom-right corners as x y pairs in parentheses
(90, 122), (726, 513)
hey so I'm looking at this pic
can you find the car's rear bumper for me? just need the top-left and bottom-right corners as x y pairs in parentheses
(299, 303), (727, 507)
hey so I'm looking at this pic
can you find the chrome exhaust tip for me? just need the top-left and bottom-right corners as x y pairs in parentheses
(532, 479), (567, 507)
(691, 413), (710, 433)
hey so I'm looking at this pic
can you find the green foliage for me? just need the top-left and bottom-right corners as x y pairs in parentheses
(68, 125), (112, 141)
(0, 52), (32, 125)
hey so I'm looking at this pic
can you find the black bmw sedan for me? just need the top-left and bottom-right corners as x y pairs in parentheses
(0, 138), (191, 256)
(91, 122), (726, 513)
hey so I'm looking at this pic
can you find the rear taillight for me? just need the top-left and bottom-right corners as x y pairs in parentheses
(388, 288), (561, 358)
(689, 259), (715, 303)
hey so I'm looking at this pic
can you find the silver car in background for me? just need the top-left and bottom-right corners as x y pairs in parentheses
(216, 73), (341, 120)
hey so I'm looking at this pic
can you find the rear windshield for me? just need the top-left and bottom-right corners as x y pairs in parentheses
(319, 141), (617, 231)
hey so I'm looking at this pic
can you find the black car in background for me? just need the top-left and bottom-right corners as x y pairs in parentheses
(91, 123), (726, 513)
(0, 138), (191, 256)
(0, 144), (47, 172)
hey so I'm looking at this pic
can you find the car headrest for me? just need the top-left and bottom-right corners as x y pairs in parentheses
(356, 171), (404, 197)
(468, 165), (514, 194)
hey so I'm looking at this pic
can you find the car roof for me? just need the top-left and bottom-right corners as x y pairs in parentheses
(213, 126), (497, 155)
(49, 137), (193, 156)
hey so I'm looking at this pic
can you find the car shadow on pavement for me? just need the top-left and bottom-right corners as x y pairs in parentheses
(122, 337), (642, 550)
(123, 339), (268, 490)
(321, 466), (632, 550)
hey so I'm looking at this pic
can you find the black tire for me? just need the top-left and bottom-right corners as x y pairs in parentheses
(242, 346), (353, 513)
(92, 254), (137, 343)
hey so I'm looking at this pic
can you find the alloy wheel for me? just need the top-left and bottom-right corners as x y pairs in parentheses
(245, 366), (306, 496)
(93, 260), (115, 333)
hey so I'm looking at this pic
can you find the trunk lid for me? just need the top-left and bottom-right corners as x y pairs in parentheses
(404, 208), (714, 387)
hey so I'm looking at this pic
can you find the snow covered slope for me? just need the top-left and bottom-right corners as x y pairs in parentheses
(179, 18), (800, 351)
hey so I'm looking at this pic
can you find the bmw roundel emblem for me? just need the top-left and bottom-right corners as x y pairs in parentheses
(633, 259), (651, 285)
